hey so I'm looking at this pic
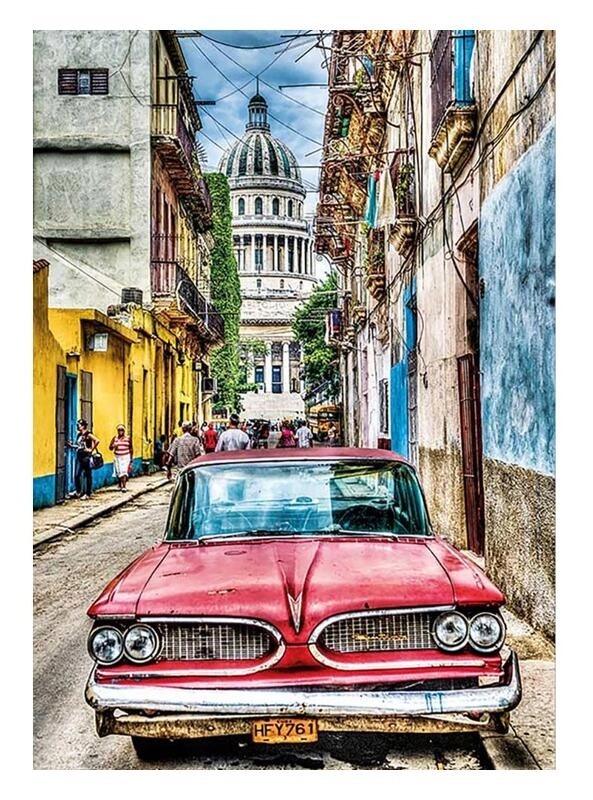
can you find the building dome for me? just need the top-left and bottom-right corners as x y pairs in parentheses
(218, 93), (302, 185)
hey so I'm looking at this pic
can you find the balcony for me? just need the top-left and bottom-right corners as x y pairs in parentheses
(151, 260), (224, 343)
(364, 229), (386, 300)
(429, 103), (477, 173)
(389, 151), (418, 257)
(152, 103), (200, 194)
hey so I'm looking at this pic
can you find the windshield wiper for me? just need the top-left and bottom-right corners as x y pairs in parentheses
(314, 525), (401, 538)
(198, 529), (294, 543)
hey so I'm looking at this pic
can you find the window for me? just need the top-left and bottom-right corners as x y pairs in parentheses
(272, 197), (280, 215)
(430, 30), (475, 136)
(255, 197), (263, 215)
(379, 378), (389, 434)
(58, 68), (109, 95)
(255, 235), (263, 271)
(256, 278), (262, 292)
(254, 366), (264, 385)
(80, 370), (93, 430)
(238, 198), (245, 215)
(287, 200), (293, 218)
(272, 366), (282, 394)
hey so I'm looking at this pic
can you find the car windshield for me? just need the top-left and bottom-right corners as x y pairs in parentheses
(164, 459), (432, 541)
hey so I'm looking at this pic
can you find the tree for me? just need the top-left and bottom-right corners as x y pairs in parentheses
(204, 173), (242, 412)
(292, 271), (341, 399)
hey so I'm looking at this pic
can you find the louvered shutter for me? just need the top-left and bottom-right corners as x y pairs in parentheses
(58, 68), (79, 94)
(90, 69), (109, 94)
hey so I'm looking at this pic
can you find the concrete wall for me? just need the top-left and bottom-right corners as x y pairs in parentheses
(479, 121), (555, 638)
(33, 30), (152, 308)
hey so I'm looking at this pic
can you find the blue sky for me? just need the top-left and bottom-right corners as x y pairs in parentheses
(178, 30), (332, 214)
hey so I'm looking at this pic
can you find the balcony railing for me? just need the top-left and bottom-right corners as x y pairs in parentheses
(152, 103), (195, 165)
(151, 260), (224, 342)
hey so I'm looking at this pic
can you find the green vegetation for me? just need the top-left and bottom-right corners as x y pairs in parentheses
(292, 270), (341, 399)
(204, 173), (243, 412)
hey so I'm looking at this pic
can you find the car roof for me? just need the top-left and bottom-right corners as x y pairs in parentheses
(182, 447), (412, 470)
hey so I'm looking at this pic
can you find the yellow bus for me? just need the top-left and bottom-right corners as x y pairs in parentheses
(306, 404), (342, 443)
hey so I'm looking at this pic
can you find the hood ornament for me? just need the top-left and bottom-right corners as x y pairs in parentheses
(287, 592), (303, 634)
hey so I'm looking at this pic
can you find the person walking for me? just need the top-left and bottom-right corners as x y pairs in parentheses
(215, 413), (250, 451)
(277, 420), (296, 448)
(109, 424), (133, 491)
(296, 420), (313, 448)
(67, 419), (100, 499)
(165, 421), (202, 471)
(327, 422), (338, 446)
(202, 422), (219, 454)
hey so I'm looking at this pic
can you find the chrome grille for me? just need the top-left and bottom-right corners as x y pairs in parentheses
(319, 612), (434, 653)
(156, 622), (276, 661)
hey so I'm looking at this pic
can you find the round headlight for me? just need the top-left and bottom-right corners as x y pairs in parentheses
(123, 624), (159, 663)
(88, 626), (124, 665)
(433, 611), (469, 651)
(469, 613), (505, 653)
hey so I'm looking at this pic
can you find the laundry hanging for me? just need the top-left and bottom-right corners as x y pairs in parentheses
(375, 168), (396, 227)
(364, 171), (379, 228)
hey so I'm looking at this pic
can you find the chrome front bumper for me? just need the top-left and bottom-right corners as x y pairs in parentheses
(86, 651), (521, 738)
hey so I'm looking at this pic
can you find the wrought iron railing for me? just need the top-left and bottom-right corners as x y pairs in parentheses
(151, 260), (224, 341)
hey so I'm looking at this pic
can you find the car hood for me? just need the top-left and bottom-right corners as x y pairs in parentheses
(88, 537), (504, 639)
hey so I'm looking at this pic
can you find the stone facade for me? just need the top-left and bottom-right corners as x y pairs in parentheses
(218, 92), (318, 421)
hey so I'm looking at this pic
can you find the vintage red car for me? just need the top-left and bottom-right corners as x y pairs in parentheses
(85, 447), (521, 760)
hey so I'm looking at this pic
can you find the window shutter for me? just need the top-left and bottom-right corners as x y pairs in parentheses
(90, 69), (109, 94)
(58, 69), (79, 94)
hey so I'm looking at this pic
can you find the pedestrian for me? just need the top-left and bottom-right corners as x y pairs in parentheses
(67, 419), (100, 499)
(277, 420), (296, 448)
(202, 421), (219, 454)
(258, 421), (270, 449)
(109, 424), (133, 491)
(296, 420), (313, 448)
(327, 422), (338, 446)
(165, 420), (202, 471)
(215, 413), (250, 451)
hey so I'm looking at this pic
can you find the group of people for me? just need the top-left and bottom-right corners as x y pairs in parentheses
(67, 419), (133, 499)
(276, 419), (314, 448)
(66, 410), (332, 500)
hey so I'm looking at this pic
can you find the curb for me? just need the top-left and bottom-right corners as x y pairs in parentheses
(480, 731), (540, 770)
(33, 477), (171, 548)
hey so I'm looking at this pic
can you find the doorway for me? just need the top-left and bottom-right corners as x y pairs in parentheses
(55, 366), (78, 502)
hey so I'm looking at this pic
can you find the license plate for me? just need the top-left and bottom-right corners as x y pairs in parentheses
(251, 718), (318, 743)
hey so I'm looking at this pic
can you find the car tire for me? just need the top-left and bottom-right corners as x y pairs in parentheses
(131, 736), (169, 761)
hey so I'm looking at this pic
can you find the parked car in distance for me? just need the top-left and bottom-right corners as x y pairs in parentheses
(85, 447), (521, 760)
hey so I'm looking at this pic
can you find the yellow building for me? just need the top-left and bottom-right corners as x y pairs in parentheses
(33, 31), (225, 508)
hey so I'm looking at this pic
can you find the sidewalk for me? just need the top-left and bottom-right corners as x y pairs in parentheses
(33, 469), (172, 548)
(32, 475), (555, 769)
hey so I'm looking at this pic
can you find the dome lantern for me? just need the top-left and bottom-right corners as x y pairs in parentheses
(246, 92), (270, 132)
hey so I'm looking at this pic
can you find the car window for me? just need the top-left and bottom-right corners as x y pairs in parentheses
(164, 460), (432, 541)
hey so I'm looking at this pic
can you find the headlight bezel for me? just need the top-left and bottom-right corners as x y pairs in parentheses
(468, 611), (506, 653)
(432, 611), (470, 652)
(88, 624), (125, 665)
(122, 623), (161, 664)
(432, 609), (506, 654)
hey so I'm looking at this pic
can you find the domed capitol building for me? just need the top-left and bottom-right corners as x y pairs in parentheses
(218, 91), (318, 421)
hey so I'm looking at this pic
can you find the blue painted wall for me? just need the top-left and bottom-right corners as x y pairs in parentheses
(479, 121), (555, 475)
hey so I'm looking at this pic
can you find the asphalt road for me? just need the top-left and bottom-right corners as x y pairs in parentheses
(33, 484), (491, 771)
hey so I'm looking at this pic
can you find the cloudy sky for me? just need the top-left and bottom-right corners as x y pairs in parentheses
(178, 30), (332, 215)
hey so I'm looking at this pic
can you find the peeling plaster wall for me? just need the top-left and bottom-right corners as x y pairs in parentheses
(483, 459), (555, 638)
(479, 121), (555, 637)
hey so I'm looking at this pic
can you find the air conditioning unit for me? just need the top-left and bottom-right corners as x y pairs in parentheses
(202, 377), (217, 393)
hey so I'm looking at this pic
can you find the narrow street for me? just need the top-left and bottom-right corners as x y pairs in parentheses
(33, 484), (491, 770)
